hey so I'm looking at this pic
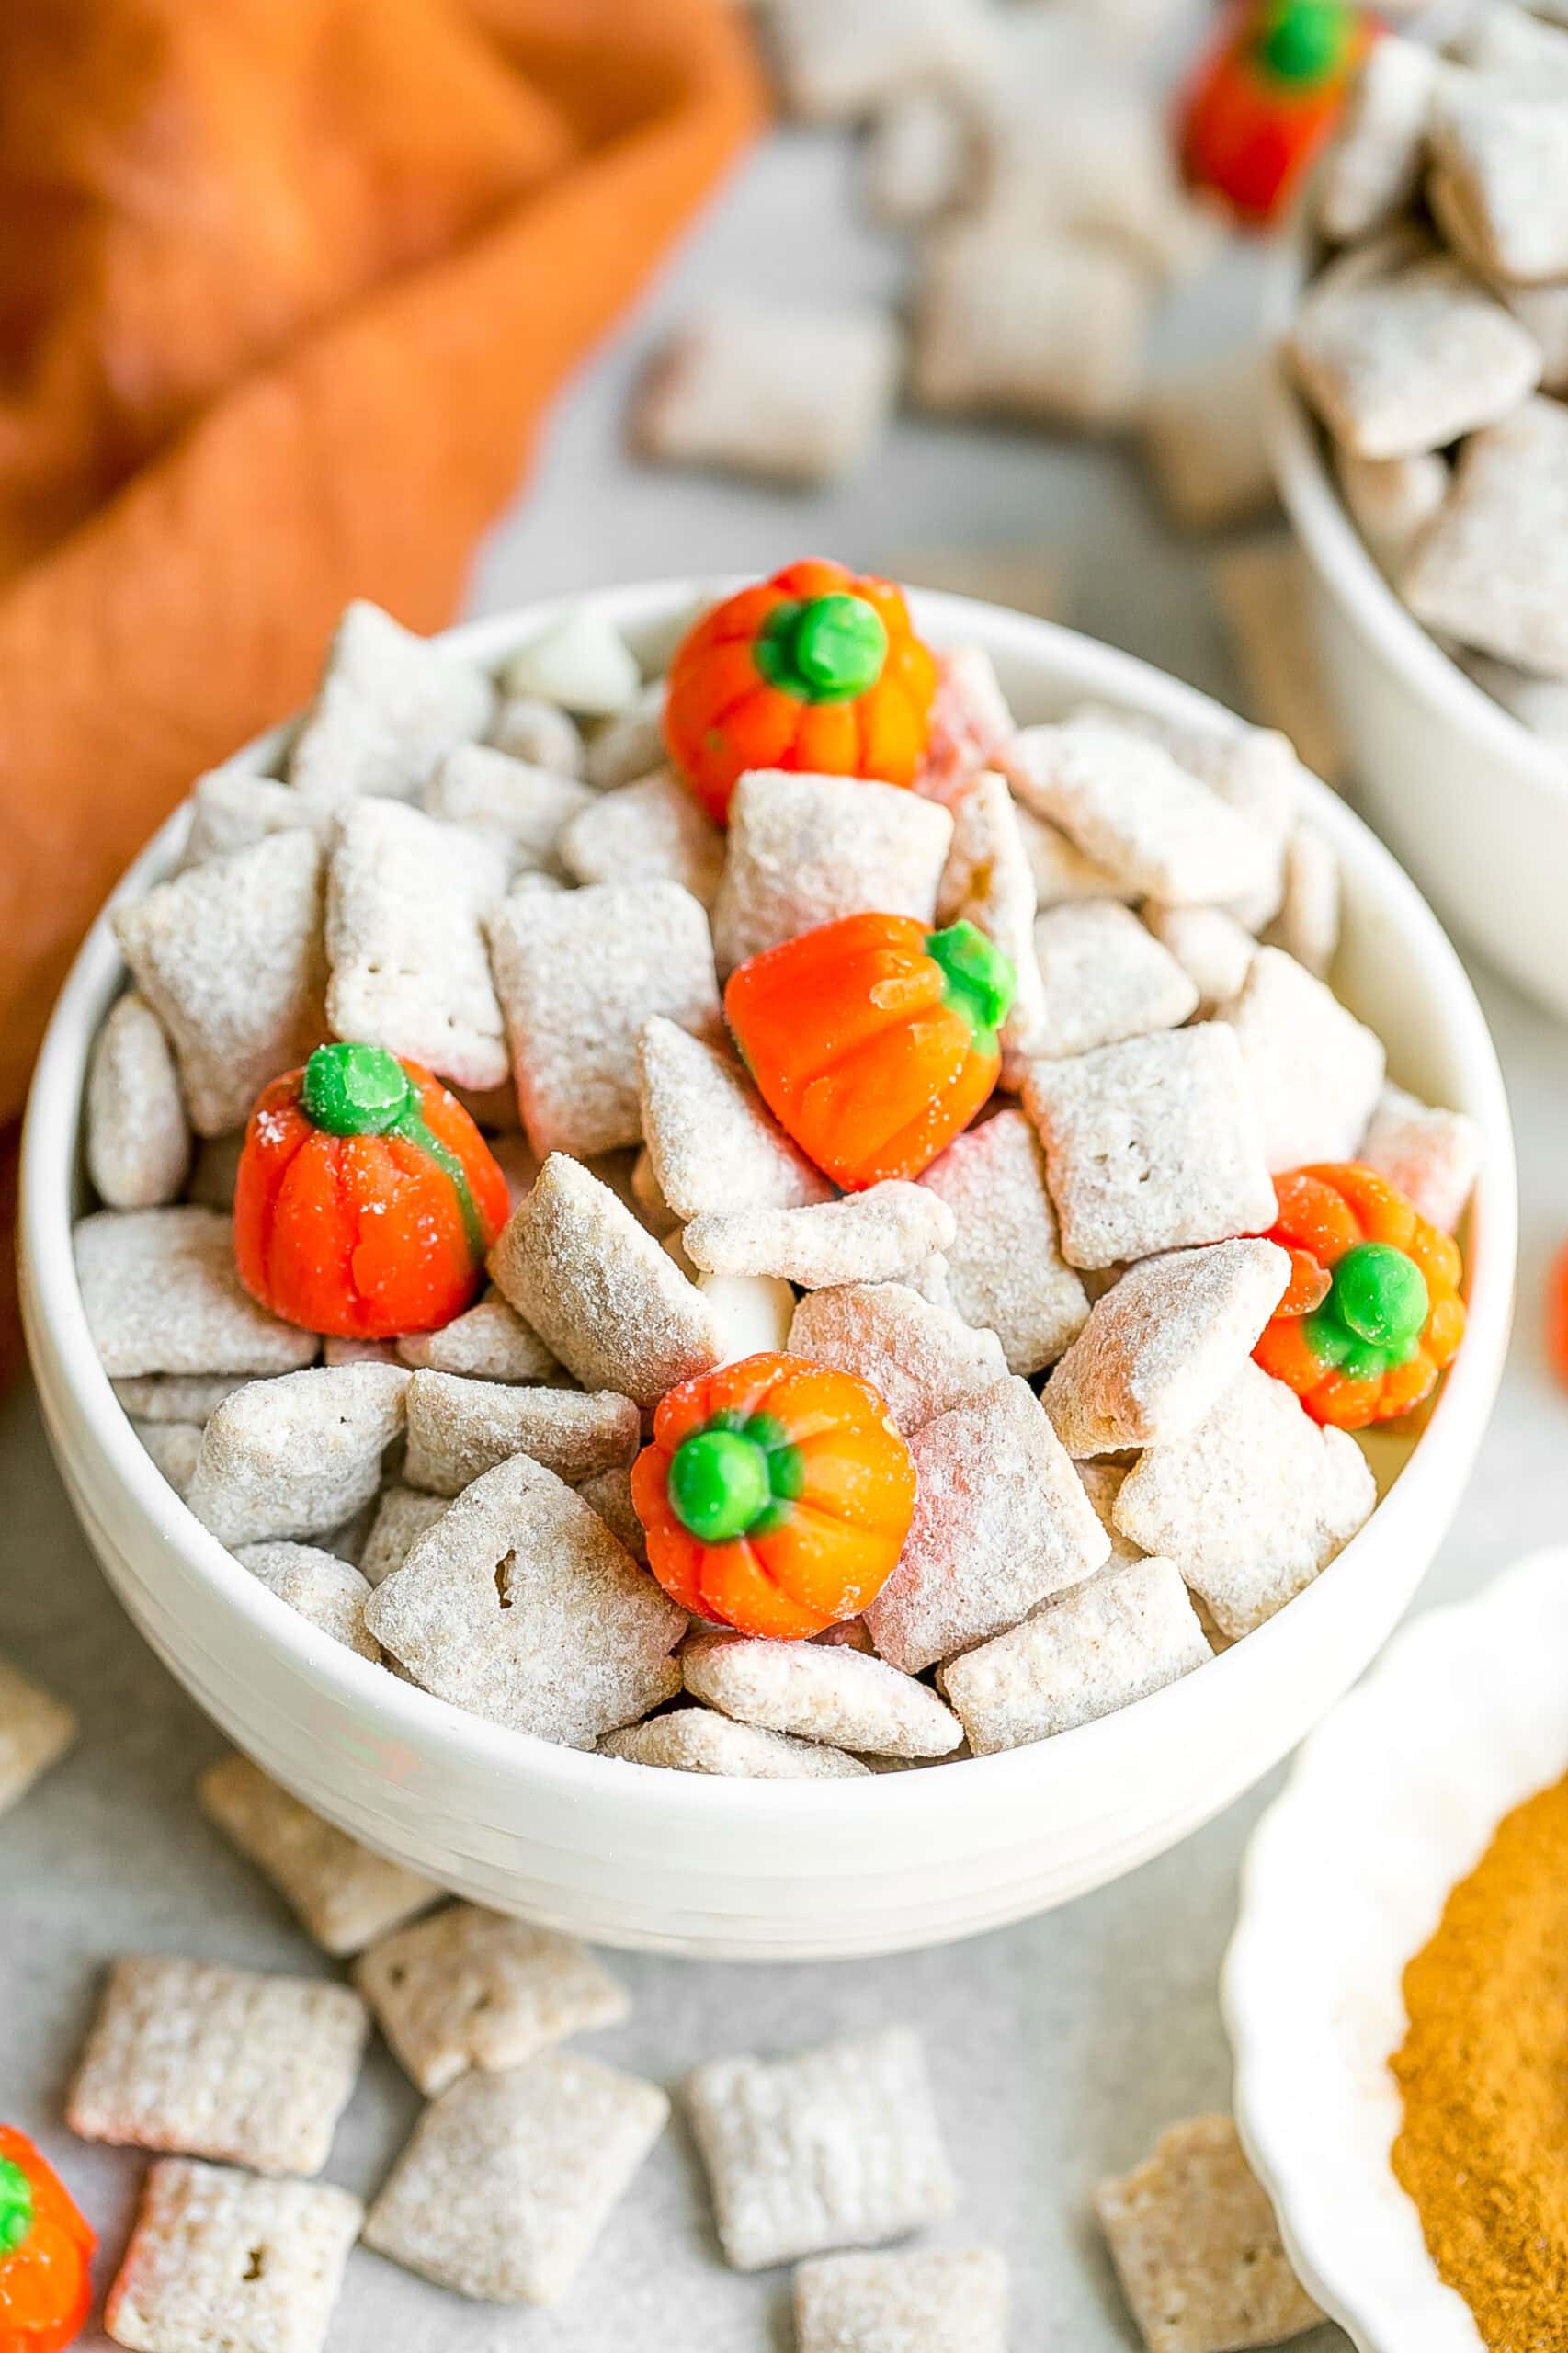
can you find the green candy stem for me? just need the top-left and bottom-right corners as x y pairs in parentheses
(1256, 0), (1354, 85)
(0, 2156), (33, 2256)
(667, 1411), (804, 1544)
(1304, 1240), (1429, 1376)
(926, 920), (1017, 1052)
(754, 593), (889, 704)
(300, 1041), (486, 1264)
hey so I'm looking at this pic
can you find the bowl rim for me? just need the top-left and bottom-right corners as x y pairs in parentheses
(19, 576), (1519, 1830)
(1264, 218), (1568, 814)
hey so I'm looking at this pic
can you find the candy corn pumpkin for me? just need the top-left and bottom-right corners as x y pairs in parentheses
(234, 1042), (510, 1339)
(724, 912), (1016, 1190)
(631, 1352), (916, 1639)
(0, 2129), (95, 2353)
(1178, 0), (1377, 225)
(1254, 1162), (1465, 1429)
(663, 560), (939, 824)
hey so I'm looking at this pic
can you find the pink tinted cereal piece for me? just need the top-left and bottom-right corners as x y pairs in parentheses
(0, 1655), (75, 1816)
(867, 1375), (1109, 1673)
(919, 649), (1017, 807)
(638, 1017), (831, 1221)
(86, 992), (191, 1209)
(913, 229), (1151, 429)
(1402, 397), (1568, 678)
(358, 1487), (449, 1587)
(1260, 826), (1339, 978)
(795, 2245), (1009, 2353)
(1142, 904), (1256, 1013)
(396, 1290), (557, 1383)
(402, 1370), (639, 1496)
(1359, 1082), (1481, 1233)
(683, 1183), (954, 1289)
(233, 1544), (381, 1662)
(682, 1631), (963, 1758)
(633, 304), (902, 487)
(106, 2159), (363, 2353)
(712, 770), (952, 974)
(424, 743), (592, 878)
(286, 599), (494, 805)
(788, 1281), (1007, 1435)
(197, 1754), (441, 1956)
(186, 1364), (409, 1546)
(937, 769), (1046, 1070)
(919, 1109), (1088, 1374)
(600, 1710), (871, 1778)
(76, 1208), (318, 1379)
(1220, 946), (1385, 1173)
(1030, 899), (1198, 1059)
(1314, 37), (1440, 244)
(561, 769), (725, 905)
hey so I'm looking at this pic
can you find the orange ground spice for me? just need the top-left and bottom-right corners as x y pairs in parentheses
(1391, 1773), (1568, 2351)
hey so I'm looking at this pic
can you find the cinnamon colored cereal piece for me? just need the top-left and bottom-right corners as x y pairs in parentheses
(600, 1710), (871, 1779)
(1359, 1083), (1482, 1235)
(683, 1183), (955, 1290)
(197, 1755), (440, 1955)
(402, 1369), (639, 1495)
(233, 1544), (381, 1661)
(186, 1364), (409, 1545)
(287, 600), (494, 804)
(789, 1281), (1007, 1435)
(1220, 946), (1385, 1172)
(423, 743), (592, 880)
(919, 1109), (1088, 1374)
(561, 769), (725, 905)
(76, 1208), (318, 1379)
(0, 1655), (75, 1815)
(795, 2246), (1009, 2353)
(107, 2160), (363, 2353)
(86, 992), (190, 1208)
(633, 305), (903, 487)
(712, 769), (952, 975)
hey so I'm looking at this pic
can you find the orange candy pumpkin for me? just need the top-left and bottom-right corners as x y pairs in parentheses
(631, 1352), (917, 1640)
(662, 559), (939, 824)
(0, 2127), (95, 2353)
(233, 1042), (510, 1340)
(1178, 0), (1377, 225)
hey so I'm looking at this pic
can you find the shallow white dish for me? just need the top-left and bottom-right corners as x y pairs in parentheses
(20, 579), (1517, 1961)
(1266, 230), (1568, 1022)
(1225, 1545), (1568, 2353)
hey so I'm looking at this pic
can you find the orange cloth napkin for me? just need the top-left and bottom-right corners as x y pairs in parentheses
(0, 0), (762, 1379)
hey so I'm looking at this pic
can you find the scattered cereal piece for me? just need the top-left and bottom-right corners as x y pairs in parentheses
(487, 693), (585, 778)
(561, 768), (725, 905)
(355, 1903), (627, 2095)
(181, 767), (334, 867)
(1140, 348), (1276, 533)
(918, 649), (1018, 807)
(1403, 397), (1568, 678)
(365, 1451), (685, 1745)
(489, 1154), (720, 1409)
(683, 1183), (955, 1290)
(584, 680), (665, 791)
(600, 1709), (871, 1778)
(402, 1369), (640, 1495)
(683, 1631), (963, 1758)
(186, 1364), (409, 1546)
(1314, 36), (1440, 244)
(287, 601), (494, 804)
(112, 1373), (245, 1423)
(766, 0), (994, 120)
(795, 2245), (1009, 2353)
(1042, 1240), (1290, 1456)
(106, 2158), (363, 2353)
(1221, 945), (1385, 1172)
(866, 1374), (1109, 1672)
(1030, 899), (1199, 1059)
(86, 992), (191, 1209)
(712, 769), (953, 975)
(789, 1281), (1007, 1434)
(937, 769), (1046, 1067)
(913, 228), (1151, 429)
(1335, 446), (1449, 575)
(364, 2052), (668, 2304)
(136, 1420), (203, 1496)
(1208, 540), (1348, 785)
(502, 608), (642, 719)
(1359, 1081), (1482, 1233)
(233, 1543), (381, 1659)
(325, 798), (508, 1091)
(359, 1487), (449, 1587)
(638, 1017), (831, 1221)
(1142, 904), (1256, 1012)
(634, 305), (902, 486)
(1261, 825), (1339, 977)
(919, 1109), (1088, 1374)
(69, 1955), (368, 2175)
(1430, 85), (1568, 286)
(0, 1655), (75, 1815)
(865, 85), (971, 224)
(396, 1290), (557, 1383)
(489, 880), (720, 1156)
(112, 828), (326, 1136)
(1095, 2114), (1325, 2353)
(76, 1208), (318, 1380)
(1113, 1359), (1377, 1635)
(975, 75), (1209, 280)
(687, 2026), (956, 2272)
(1024, 1027), (1277, 1270)
(198, 1754), (440, 1955)
(424, 743), (593, 878)
(576, 1464), (647, 1563)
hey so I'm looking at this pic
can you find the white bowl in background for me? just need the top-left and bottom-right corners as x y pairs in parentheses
(19, 580), (1517, 1961)
(1225, 1545), (1568, 2353)
(1267, 233), (1568, 1022)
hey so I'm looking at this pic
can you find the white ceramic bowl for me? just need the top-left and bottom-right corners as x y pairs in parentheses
(1267, 233), (1568, 1022)
(19, 580), (1517, 1961)
(1225, 1545), (1568, 2353)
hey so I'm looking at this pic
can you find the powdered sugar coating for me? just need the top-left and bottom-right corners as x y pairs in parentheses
(789, 1282), (1007, 1435)
(918, 1109), (1088, 1375)
(1403, 396), (1568, 678)
(396, 1290), (556, 1383)
(561, 768), (725, 905)
(634, 304), (902, 488)
(198, 1754), (440, 1955)
(795, 2245), (1010, 2353)
(1142, 904), (1256, 1012)
(106, 2159), (363, 2353)
(424, 742), (592, 878)
(488, 693), (585, 779)
(233, 1543), (381, 1660)
(402, 1368), (639, 1495)
(712, 769), (953, 974)
(502, 608), (642, 718)
(1314, 35), (1440, 244)
(1359, 1081), (1481, 1233)
(86, 992), (190, 1209)
(638, 1017), (830, 1220)
(683, 1183), (954, 1289)
(135, 1421), (203, 1497)
(600, 1710), (871, 1779)
(1029, 898), (1199, 1059)
(287, 599), (494, 804)
(1261, 826), (1340, 979)
(1220, 946), (1385, 1173)
(358, 1487), (449, 1588)
(187, 1364), (409, 1545)
(914, 229), (1151, 428)
(77, 1208), (317, 1380)
(683, 1631), (963, 1758)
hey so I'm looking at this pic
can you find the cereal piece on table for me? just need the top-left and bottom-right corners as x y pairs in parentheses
(487, 692), (585, 778)
(359, 1487), (449, 1586)
(865, 85), (971, 224)
(502, 608), (642, 719)
(766, 0), (994, 119)
(136, 1421), (203, 1496)
(1314, 36), (1440, 244)
(181, 767), (335, 866)
(112, 828), (325, 1136)
(1359, 1082), (1482, 1233)
(1024, 1027), (1276, 1270)
(795, 2245), (1009, 2353)
(1335, 446), (1449, 575)
(198, 1754), (440, 1955)
(919, 1109), (1088, 1374)
(712, 769), (953, 974)
(913, 229), (1151, 429)
(1430, 86), (1568, 286)
(0, 1656), (75, 1814)
(1221, 945), (1385, 1171)
(633, 305), (902, 487)
(866, 1375), (1108, 1673)
(365, 1451), (685, 1744)
(1042, 1240), (1290, 1455)
(974, 76), (1210, 279)
(364, 2052), (667, 2304)
(287, 601), (494, 804)
(687, 2026), (955, 2272)
(600, 1710), (871, 1778)
(112, 1373), (244, 1422)
(937, 769), (1046, 1068)
(1402, 397), (1568, 677)
(355, 1903), (627, 2095)
(1016, 805), (1131, 907)
(576, 1464), (646, 1563)
(789, 1281), (1007, 1434)
(86, 992), (190, 1209)
(186, 1364), (409, 1546)
(489, 1154), (720, 1408)
(683, 1631), (963, 1758)
(1261, 825), (1339, 977)
(1142, 904), (1256, 1012)
(325, 798), (508, 1092)
(1029, 900), (1199, 1060)
(423, 743), (592, 878)
(561, 769), (725, 905)
(1209, 540), (1348, 786)
(1001, 718), (1278, 908)
(396, 1290), (556, 1383)
(583, 679), (664, 791)
(76, 1208), (317, 1380)
(683, 1183), (955, 1290)
(638, 1017), (833, 1221)
(106, 2159), (362, 2353)
(1095, 2114), (1325, 2353)
(69, 1956), (367, 2174)
(1289, 254), (1542, 460)
(489, 880), (719, 1156)
(234, 1544), (381, 1661)
(185, 1128), (245, 1209)
(1114, 1359), (1377, 1635)
(1139, 347), (1276, 533)
(402, 1369), (639, 1495)
(918, 648), (1018, 808)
